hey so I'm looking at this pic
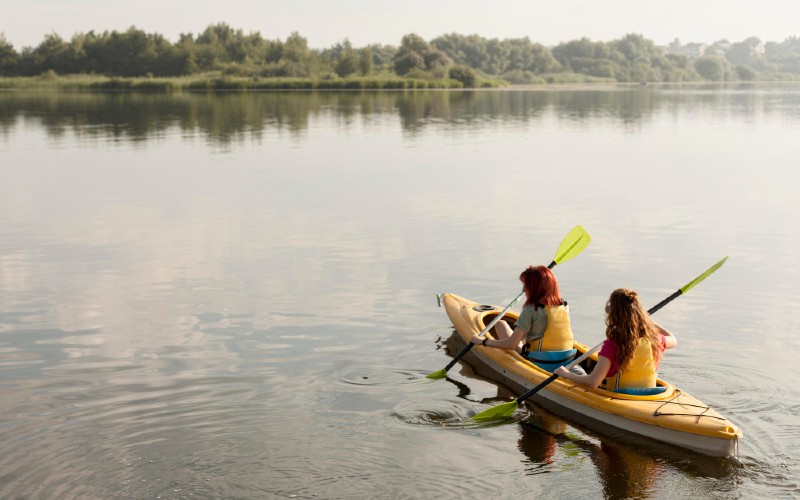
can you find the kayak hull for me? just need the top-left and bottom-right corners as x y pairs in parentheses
(442, 293), (742, 458)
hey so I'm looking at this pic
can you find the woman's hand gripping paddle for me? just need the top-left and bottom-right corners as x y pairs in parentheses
(426, 225), (592, 380)
(471, 256), (728, 421)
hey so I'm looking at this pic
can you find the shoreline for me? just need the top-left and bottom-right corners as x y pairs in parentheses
(1, 75), (798, 92)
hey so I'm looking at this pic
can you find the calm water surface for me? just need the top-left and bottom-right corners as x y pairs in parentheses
(1, 86), (799, 498)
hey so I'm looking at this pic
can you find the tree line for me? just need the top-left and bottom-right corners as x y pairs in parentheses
(1, 24), (799, 85)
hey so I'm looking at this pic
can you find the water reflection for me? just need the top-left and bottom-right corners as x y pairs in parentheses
(517, 406), (741, 499)
(2, 85), (799, 498)
(2, 84), (799, 144)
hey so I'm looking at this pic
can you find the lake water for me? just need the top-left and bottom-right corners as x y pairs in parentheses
(1, 86), (799, 499)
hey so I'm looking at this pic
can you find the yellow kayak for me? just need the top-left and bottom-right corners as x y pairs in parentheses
(442, 292), (743, 457)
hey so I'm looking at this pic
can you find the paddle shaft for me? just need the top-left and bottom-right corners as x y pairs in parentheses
(512, 290), (680, 405)
(646, 290), (681, 315)
(442, 260), (558, 373)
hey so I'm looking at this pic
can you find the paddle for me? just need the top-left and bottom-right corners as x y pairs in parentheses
(426, 225), (592, 380)
(471, 256), (729, 421)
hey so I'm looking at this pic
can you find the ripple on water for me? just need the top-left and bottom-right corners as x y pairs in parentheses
(651, 359), (800, 495)
(391, 397), (509, 428)
(339, 366), (432, 386)
(262, 450), (505, 499)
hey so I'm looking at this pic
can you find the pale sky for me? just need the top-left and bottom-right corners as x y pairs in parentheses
(2, 0), (799, 50)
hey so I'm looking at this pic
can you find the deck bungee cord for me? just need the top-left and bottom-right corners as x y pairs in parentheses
(608, 391), (725, 421)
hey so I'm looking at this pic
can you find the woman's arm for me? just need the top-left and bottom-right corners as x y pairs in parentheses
(653, 321), (677, 349)
(471, 326), (526, 350)
(554, 355), (612, 388)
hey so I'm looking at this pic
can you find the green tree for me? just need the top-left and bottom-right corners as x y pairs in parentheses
(394, 33), (450, 76)
(726, 42), (751, 65)
(394, 50), (424, 75)
(552, 38), (601, 68)
(424, 50), (452, 73)
(763, 37), (800, 74)
(726, 37), (763, 65)
(363, 44), (395, 71)
(610, 34), (673, 82)
(358, 47), (373, 75)
(323, 39), (359, 77)
(334, 49), (359, 77)
(80, 28), (159, 76)
(0, 34), (19, 75)
(282, 32), (315, 76)
(448, 64), (477, 87)
(174, 33), (199, 74)
(506, 38), (559, 74)
(735, 64), (758, 80)
(484, 38), (510, 75)
(432, 33), (492, 73)
(551, 37), (629, 79)
(365, 44), (396, 71)
(195, 23), (265, 65)
(283, 32), (310, 61)
(399, 33), (429, 55)
(193, 23), (267, 70)
(19, 33), (77, 75)
(264, 38), (284, 64)
(613, 34), (663, 64)
(394, 34), (429, 75)
(694, 56), (727, 81)
(662, 53), (700, 81)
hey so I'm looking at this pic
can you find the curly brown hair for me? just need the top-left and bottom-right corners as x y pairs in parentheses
(605, 288), (662, 369)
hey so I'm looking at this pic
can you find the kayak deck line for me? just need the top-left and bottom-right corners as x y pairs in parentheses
(648, 394), (724, 421)
(440, 292), (743, 457)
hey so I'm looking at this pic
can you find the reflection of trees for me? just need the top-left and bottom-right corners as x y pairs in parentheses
(1, 87), (797, 144)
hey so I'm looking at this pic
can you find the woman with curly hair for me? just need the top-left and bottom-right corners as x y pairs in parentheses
(555, 288), (677, 391)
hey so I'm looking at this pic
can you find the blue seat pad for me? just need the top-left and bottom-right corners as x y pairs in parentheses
(613, 386), (667, 396)
(526, 348), (577, 363)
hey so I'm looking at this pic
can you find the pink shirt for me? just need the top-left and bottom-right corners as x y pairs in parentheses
(598, 334), (667, 378)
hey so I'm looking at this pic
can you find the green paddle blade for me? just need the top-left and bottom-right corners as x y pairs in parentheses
(680, 256), (728, 294)
(472, 400), (519, 421)
(552, 225), (592, 265)
(426, 368), (447, 380)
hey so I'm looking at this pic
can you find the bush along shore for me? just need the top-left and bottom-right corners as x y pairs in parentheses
(0, 71), (629, 92)
(1, 72), (794, 92)
(0, 74), (513, 91)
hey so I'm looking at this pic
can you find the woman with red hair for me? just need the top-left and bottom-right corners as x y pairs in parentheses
(470, 266), (575, 365)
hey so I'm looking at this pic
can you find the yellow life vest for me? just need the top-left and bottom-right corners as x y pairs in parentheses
(528, 304), (574, 352)
(603, 337), (657, 390)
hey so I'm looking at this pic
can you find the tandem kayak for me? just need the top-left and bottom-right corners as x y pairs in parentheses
(441, 293), (743, 458)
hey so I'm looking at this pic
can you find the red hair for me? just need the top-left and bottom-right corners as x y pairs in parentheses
(519, 266), (562, 308)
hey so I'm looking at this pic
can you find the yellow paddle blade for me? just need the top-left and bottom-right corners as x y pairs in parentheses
(426, 368), (448, 380)
(471, 401), (519, 421)
(680, 256), (728, 294)
(552, 225), (592, 265)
